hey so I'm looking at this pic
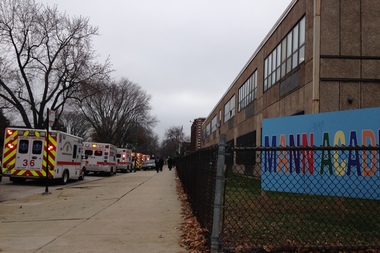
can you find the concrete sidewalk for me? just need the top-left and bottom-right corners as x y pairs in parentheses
(0, 168), (187, 253)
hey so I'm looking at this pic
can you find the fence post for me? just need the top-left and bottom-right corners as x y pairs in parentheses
(211, 134), (226, 253)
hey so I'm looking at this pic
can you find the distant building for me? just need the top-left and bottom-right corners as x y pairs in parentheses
(201, 0), (380, 148)
(190, 118), (205, 151)
(182, 141), (191, 156)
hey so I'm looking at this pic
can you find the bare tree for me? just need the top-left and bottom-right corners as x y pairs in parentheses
(78, 78), (158, 147)
(59, 110), (92, 140)
(161, 126), (185, 157)
(0, 0), (111, 129)
(0, 108), (10, 154)
(135, 127), (160, 156)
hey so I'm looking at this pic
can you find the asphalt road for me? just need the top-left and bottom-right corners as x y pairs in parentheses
(0, 173), (122, 202)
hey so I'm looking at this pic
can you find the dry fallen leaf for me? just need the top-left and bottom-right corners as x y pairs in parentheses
(176, 175), (210, 253)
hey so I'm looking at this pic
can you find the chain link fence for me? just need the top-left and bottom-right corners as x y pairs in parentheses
(176, 143), (380, 252)
(176, 145), (219, 236)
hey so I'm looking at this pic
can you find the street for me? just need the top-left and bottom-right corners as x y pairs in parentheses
(0, 173), (121, 202)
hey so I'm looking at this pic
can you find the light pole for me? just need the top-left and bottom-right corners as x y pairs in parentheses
(133, 121), (138, 172)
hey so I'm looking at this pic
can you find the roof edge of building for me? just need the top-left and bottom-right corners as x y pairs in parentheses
(204, 0), (298, 121)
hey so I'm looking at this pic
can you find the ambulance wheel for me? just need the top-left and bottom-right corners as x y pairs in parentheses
(78, 169), (85, 180)
(60, 170), (69, 185)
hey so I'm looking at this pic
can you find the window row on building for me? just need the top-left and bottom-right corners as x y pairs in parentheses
(194, 0), (380, 168)
(238, 70), (257, 112)
(264, 16), (305, 91)
(202, 16), (305, 140)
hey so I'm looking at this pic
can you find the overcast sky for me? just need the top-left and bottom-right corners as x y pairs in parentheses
(38, 0), (292, 141)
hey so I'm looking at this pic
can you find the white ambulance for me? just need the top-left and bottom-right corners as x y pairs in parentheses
(116, 148), (132, 173)
(82, 142), (117, 176)
(1, 127), (84, 184)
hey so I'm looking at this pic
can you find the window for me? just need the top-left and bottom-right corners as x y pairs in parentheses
(236, 131), (257, 165)
(276, 44), (281, 82)
(206, 123), (211, 136)
(286, 31), (292, 73)
(238, 70), (258, 111)
(224, 95), (235, 122)
(211, 115), (217, 133)
(84, 150), (93, 156)
(292, 24), (299, 68)
(299, 17), (305, 63)
(18, 140), (29, 154)
(73, 145), (78, 159)
(264, 16), (306, 91)
(271, 48), (276, 85)
(281, 40), (287, 78)
(32, 141), (43, 155)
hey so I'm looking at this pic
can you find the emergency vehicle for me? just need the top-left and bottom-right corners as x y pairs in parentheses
(144, 155), (151, 162)
(1, 127), (84, 184)
(82, 142), (117, 175)
(141, 154), (149, 168)
(116, 148), (132, 173)
(134, 153), (143, 170)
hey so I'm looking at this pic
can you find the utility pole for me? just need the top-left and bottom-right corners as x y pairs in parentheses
(133, 122), (138, 172)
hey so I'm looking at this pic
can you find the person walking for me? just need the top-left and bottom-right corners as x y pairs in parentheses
(167, 156), (173, 171)
(155, 157), (160, 173)
(159, 157), (164, 171)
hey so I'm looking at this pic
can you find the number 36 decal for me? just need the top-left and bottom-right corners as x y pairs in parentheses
(23, 159), (35, 167)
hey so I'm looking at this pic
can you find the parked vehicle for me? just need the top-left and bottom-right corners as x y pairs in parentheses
(82, 142), (117, 176)
(133, 153), (143, 170)
(1, 127), (84, 184)
(116, 148), (132, 173)
(142, 159), (156, 171)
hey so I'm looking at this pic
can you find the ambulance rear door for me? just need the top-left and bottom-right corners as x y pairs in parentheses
(15, 135), (45, 172)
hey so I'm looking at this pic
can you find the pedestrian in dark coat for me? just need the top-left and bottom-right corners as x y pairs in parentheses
(159, 157), (164, 171)
(155, 157), (160, 173)
(167, 157), (173, 171)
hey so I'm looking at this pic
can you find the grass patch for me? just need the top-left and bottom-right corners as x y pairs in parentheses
(221, 173), (380, 250)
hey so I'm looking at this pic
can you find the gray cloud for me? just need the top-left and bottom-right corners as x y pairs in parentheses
(38, 0), (292, 140)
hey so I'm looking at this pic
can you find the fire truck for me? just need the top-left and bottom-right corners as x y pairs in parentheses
(1, 127), (84, 184)
(82, 142), (117, 176)
(116, 148), (132, 173)
(135, 153), (144, 170)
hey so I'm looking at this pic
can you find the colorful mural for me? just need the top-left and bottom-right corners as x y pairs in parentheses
(261, 107), (380, 200)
